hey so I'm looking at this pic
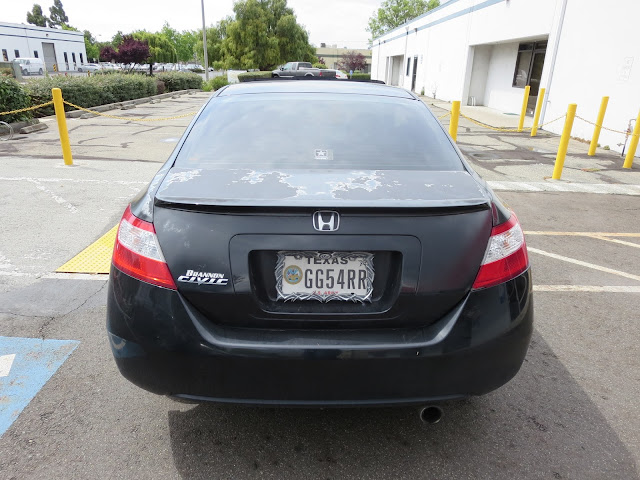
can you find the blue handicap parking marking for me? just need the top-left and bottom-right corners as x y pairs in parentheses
(0, 336), (79, 436)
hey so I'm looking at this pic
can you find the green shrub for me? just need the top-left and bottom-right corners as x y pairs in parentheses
(203, 75), (229, 92)
(0, 76), (32, 123)
(312, 63), (327, 69)
(156, 80), (166, 95)
(212, 75), (229, 91)
(238, 71), (273, 82)
(155, 72), (203, 92)
(24, 74), (157, 117)
(1, 67), (14, 77)
(349, 73), (371, 81)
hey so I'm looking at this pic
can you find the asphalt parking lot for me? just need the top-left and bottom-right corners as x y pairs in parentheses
(0, 91), (639, 479)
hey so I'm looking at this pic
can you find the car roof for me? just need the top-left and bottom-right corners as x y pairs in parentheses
(217, 80), (416, 99)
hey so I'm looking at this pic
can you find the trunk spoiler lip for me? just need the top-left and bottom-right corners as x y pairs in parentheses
(154, 197), (491, 209)
(152, 199), (491, 215)
(154, 168), (493, 209)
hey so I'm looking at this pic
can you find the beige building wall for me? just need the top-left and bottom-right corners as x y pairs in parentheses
(316, 46), (372, 73)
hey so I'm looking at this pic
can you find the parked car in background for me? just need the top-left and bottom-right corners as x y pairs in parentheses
(100, 62), (121, 71)
(78, 63), (102, 72)
(272, 62), (336, 78)
(16, 57), (44, 75)
(324, 69), (348, 79)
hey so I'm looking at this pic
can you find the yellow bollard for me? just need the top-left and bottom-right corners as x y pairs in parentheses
(449, 101), (460, 142)
(518, 85), (530, 132)
(52, 88), (73, 166)
(530, 88), (545, 137)
(588, 96), (609, 156)
(552, 103), (577, 179)
(623, 110), (640, 169)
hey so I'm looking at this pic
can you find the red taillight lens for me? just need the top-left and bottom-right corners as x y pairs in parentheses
(472, 213), (529, 290)
(112, 206), (177, 290)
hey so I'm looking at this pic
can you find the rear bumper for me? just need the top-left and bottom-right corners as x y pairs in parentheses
(107, 267), (533, 406)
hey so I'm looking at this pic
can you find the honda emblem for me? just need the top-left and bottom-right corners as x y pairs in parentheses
(313, 211), (340, 232)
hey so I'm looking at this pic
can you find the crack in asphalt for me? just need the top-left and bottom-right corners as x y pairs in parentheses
(0, 280), (107, 340)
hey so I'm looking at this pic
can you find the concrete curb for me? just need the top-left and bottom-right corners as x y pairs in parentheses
(62, 89), (200, 119)
(8, 88), (201, 135)
(19, 123), (48, 134)
(5, 119), (40, 132)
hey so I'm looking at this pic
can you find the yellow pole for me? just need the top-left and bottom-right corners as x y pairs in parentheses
(623, 110), (640, 169)
(552, 103), (577, 179)
(52, 88), (73, 166)
(518, 85), (530, 132)
(530, 88), (546, 137)
(449, 101), (460, 142)
(588, 96), (609, 156)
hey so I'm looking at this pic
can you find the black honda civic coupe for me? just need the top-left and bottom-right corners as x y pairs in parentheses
(107, 80), (533, 407)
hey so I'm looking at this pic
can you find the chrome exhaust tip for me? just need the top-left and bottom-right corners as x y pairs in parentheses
(419, 405), (443, 424)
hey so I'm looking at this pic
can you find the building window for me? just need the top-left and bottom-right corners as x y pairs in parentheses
(72, 52), (76, 63)
(34, 51), (39, 58)
(513, 41), (547, 89)
(79, 53), (83, 64)
(2, 50), (8, 62)
(406, 58), (411, 76)
(14, 49), (20, 58)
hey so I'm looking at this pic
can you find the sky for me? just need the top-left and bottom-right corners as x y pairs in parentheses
(5, 0), (382, 49)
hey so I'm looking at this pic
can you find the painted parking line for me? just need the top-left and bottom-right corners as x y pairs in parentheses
(528, 247), (640, 282)
(533, 285), (640, 293)
(0, 336), (79, 436)
(525, 231), (640, 248)
(525, 231), (640, 237)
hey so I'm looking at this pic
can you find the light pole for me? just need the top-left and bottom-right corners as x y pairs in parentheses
(201, 0), (209, 81)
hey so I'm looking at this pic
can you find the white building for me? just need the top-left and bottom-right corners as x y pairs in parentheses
(0, 22), (87, 72)
(371, 0), (640, 154)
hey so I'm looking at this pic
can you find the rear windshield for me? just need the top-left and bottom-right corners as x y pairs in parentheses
(175, 93), (464, 171)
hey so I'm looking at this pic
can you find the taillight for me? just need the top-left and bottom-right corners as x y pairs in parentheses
(472, 213), (529, 290)
(112, 206), (177, 290)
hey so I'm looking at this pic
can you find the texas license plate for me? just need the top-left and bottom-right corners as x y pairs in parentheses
(276, 251), (374, 302)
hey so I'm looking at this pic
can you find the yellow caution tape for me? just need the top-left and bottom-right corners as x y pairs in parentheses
(62, 100), (196, 122)
(0, 101), (54, 116)
(437, 112), (450, 120)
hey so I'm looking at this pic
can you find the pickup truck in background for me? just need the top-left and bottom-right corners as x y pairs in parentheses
(272, 62), (336, 78)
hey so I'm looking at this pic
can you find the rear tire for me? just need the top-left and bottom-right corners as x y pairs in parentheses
(78, 68), (82, 72)
(22, 69), (28, 76)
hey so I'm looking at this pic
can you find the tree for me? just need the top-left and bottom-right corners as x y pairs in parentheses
(112, 31), (124, 49)
(48, 0), (69, 28)
(99, 46), (117, 62)
(116, 36), (150, 66)
(26, 4), (48, 27)
(84, 30), (100, 62)
(221, 0), (316, 71)
(337, 51), (367, 72)
(367, 0), (439, 40)
(161, 23), (198, 63)
(195, 19), (232, 68)
(133, 31), (177, 73)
